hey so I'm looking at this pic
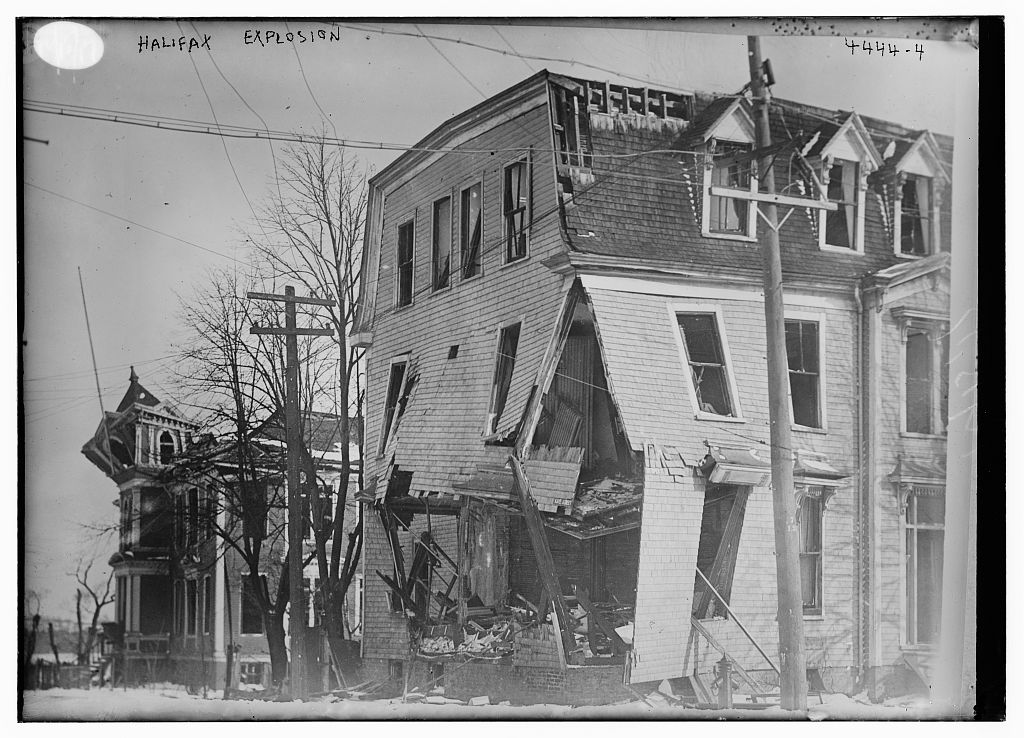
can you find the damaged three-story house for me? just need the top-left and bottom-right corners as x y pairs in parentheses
(350, 70), (953, 704)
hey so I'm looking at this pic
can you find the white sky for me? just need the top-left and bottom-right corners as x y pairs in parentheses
(16, 16), (978, 624)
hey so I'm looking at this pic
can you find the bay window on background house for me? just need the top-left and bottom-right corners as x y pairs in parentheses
(396, 220), (414, 307)
(460, 182), (482, 279)
(904, 489), (945, 645)
(904, 326), (949, 435)
(503, 158), (530, 262)
(785, 319), (822, 428)
(485, 322), (521, 435)
(432, 196), (451, 291)
(676, 312), (737, 418)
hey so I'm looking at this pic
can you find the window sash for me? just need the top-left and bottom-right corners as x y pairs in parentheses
(900, 175), (932, 255)
(905, 330), (935, 434)
(823, 160), (858, 249)
(504, 161), (529, 262)
(396, 221), (415, 306)
(786, 320), (821, 428)
(799, 495), (823, 614)
(677, 313), (734, 416)
(487, 324), (521, 433)
(431, 197), (451, 291)
(709, 142), (752, 234)
(380, 360), (408, 453)
(460, 183), (482, 279)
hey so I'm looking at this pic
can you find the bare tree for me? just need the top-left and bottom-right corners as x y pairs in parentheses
(170, 268), (334, 689)
(247, 136), (368, 672)
(73, 558), (115, 666)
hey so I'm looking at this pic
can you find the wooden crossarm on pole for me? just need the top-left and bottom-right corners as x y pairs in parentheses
(709, 186), (837, 211)
(246, 291), (336, 307)
(250, 327), (335, 337)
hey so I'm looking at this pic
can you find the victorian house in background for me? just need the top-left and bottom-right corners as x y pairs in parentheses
(81, 371), (361, 689)
(350, 70), (952, 704)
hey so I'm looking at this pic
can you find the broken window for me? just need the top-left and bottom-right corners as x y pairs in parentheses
(486, 323), (521, 435)
(159, 430), (176, 464)
(693, 485), (748, 618)
(121, 492), (135, 548)
(905, 328), (948, 435)
(110, 437), (133, 467)
(799, 494), (823, 616)
(460, 183), (482, 279)
(677, 312), (735, 417)
(503, 159), (530, 263)
(786, 320), (821, 428)
(900, 175), (932, 256)
(552, 86), (593, 168)
(432, 196), (451, 291)
(708, 141), (753, 236)
(241, 576), (264, 634)
(379, 357), (409, 453)
(823, 159), (859, 249)
(905, 489), (944, 644)
(396, 220), (415, 307)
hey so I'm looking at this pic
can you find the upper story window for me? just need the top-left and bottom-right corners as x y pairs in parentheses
(486, 322), (521, 435)
(904, 326), (949, 435)
(692, 98), (758, 241)
(503, 158), (530, 263)
(552, 85), (593, 169)
(708, 141), (754, 236)
(889, 131), (949, 258)
(675, 310), (740, 419)
(460, 182), (482, 280)
(807, 114), (880, 254)
(159, 430), (176, 465)
(431, 196), (452, 292)
(785, 318), (822, 429)
(396, 220), (414, 307)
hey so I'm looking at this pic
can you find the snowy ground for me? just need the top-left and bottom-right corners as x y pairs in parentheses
(21, 685), (949, 721)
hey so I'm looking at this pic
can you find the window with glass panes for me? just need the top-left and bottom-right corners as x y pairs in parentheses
(676, 313), (735, 417)
(786, 320), (821, 428)
(905, 489), (944, 644)
(799, 494), (824, 616)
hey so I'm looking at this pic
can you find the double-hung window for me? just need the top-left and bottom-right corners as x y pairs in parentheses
(676, 312), (738, 418)
(904, 489), (944, 645)
(822, 159), (860, 250)
(396, 220), (415, 307)
(785, 319), (822, 429)
(431, 196), (451, 292)
(900, 175), (932, 256)
(486, 323), (521, 435)
(904, 327), (949, 435)
(708, 141), (754, 236)
(503, 159), (530, 263)
(799, 494), (824, 616)
(460, 183), (482, 279)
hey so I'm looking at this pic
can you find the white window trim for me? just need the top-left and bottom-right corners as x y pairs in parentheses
(667, 303), (745, 422)
(377, 353), (411, 456)
(893, 174), (942, 260)
(795, 486), (833, 619)
(484, 316), (526, 436)
(784, 309), (829, 433)
(459, 176), (485, 282)
(817, 157), (867, 254)
(897, 484), (946, 649)
(500, 155), (532, 266)
(430, 194), (453, 294)
(897, 318), (948, 438)
(394, 215), (416, 309)
(701, 139), (758, 242)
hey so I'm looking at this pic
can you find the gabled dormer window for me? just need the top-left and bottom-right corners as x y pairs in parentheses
(890, 131), (949, 258)
(808, 114), (881, 254)
(695, 98), (758, 242)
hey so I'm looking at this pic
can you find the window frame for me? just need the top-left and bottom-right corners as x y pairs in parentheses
(899, 486), (945, 647)
(784, 310), (828, 432)
(798, 492), (825, 617)
(459, 179), (484, 281)
(502, 156), (532, 265)
(378, 353), (411, 455)
(430, 195), (453, 293)
(185, 578), (198, 636)
(818, 157), (866, 254)
(701, 138), (758, 242)
(895, 173), (936, 258)
(240, 575), (265, 635)
(484, 318), (525, 436)
(898, 318), (949, 438)
(668, 303), (745, 422)
(203, 574), (213, 635)
(395, 218), (416, 308)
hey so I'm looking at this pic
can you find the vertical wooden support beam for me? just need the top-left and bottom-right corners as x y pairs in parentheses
(509, 456), (576, 663)
(642, 88), (650, 116)
(603, 81), (611, 114)
(622, 87), (630, 114)
(660, 93), (668, 120)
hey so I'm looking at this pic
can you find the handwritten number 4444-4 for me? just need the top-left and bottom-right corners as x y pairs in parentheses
(845, 38), (924, 60)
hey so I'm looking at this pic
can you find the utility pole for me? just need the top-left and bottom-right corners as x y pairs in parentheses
(249, 286), (334, 700)
(746, 35), (808, 711)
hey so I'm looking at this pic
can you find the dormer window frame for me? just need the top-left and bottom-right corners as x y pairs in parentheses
(809, 114), (882, 255)
(696, 99), (759, 243)
(891, 132), (949, 259)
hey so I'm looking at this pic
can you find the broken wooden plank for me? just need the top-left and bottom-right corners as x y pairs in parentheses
(509, 456), (576, 663)
(689, 617), (763, 695)
(376, 570), (418, 614)
(575, 586), (627, 655)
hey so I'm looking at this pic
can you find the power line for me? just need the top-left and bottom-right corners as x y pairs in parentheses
(25, 182), (246, 264)
(23, 353), (183, 383)
(284, 20), (339, 143)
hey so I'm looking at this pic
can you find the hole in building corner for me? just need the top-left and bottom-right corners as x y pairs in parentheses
(447, 345), (459, 360)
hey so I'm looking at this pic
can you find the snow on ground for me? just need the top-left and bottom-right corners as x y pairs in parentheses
(21, 686), (949, 721)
